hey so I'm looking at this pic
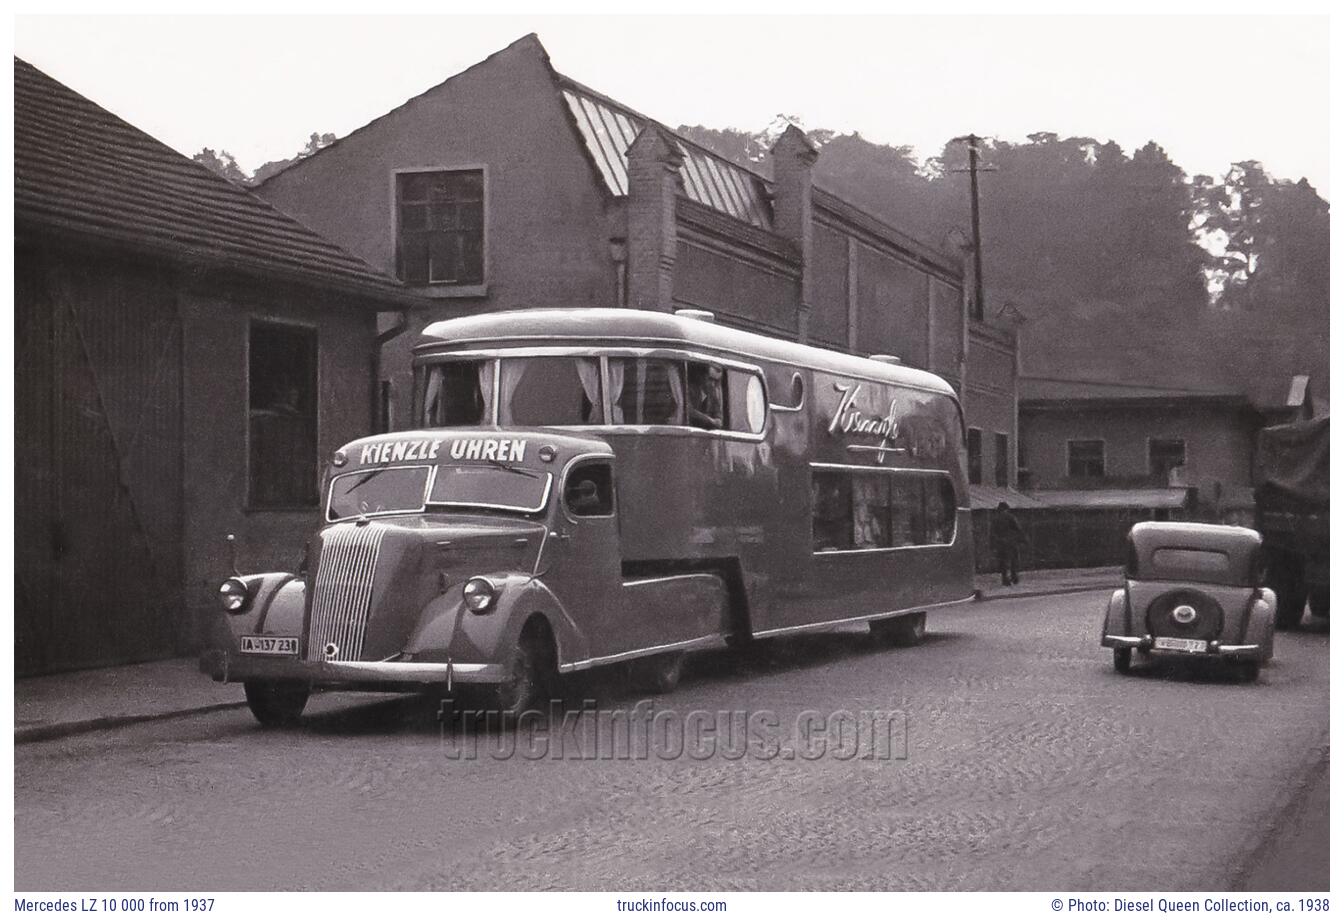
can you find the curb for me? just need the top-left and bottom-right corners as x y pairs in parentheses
(975, 582), (1119, 603)
(15, 701), (248, 745)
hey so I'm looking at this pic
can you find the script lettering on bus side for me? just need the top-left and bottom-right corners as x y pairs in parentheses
(357, 438), (528, 465)
(828, 382), (907, 463)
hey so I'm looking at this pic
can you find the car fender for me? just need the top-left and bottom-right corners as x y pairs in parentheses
(411, 572), (588, 668)
(219, 572), (305, 639)
(1101, 587), (1129, 642)
(1246, 588), (1277, 660)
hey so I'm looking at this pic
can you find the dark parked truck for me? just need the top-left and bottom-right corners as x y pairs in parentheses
(1254, 416), (1329, 628)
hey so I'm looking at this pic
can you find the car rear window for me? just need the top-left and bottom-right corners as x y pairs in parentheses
(1150, 548), (1232, 582)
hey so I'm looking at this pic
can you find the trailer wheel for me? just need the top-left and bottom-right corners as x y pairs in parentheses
(636, 652), (686, 695)
(244, 680), (309, 727)
(1112, 648), (1132, 674)
(1309, 586), (1329, 620)
(870, 611), (927, 647)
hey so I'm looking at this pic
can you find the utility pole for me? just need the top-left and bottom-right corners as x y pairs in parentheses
(951, 134), (996, 323)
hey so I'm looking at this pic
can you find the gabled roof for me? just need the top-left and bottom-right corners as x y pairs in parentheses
(14, 57), (412, 304)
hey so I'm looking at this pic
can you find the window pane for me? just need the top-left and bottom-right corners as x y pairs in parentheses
(500, 357), (602, 426)
(852, 474), (891, 548)
(726, 369), (767, 434)
(609, 358), (684, 425)
(327, 467), (429, 521)
(995, 433), (1009, 487)
(1068, 440), (1105, 478)
(421, 360), (490, 427)
(889, 476), (925, 546)
(249, 323), (318, 508)
(811, 471), (853, 552)
(396, 169), (484, 286)
(565, 463), (613, 517)
(923, 476), (956, 545)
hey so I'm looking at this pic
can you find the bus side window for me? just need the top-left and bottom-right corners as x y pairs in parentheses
(610, 358), (685, 426)
(726, 369), (768, 434)
(565, 462), (614, 517)
(687, 362), (725, 430)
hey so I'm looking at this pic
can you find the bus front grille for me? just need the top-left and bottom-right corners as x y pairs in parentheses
(306, 522), (389, 662)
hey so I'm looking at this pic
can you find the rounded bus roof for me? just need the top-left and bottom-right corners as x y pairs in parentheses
(417, 308), (958, 399)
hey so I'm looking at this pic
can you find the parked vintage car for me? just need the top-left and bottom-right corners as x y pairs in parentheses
(1101, 522), (1276, 681)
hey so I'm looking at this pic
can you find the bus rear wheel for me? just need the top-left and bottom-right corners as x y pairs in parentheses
(244, 680), (309, 727)
(870, 612), (927, 647)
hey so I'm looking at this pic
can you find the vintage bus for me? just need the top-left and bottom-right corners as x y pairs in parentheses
(202, 308), (974, 724)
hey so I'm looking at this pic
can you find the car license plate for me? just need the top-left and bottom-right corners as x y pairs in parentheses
(1154, 636), (1208, 653)
(239, 635), (298, 656)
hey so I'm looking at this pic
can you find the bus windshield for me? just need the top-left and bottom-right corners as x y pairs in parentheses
(420, 357), (603, 427)
(327, 464), (552, 521)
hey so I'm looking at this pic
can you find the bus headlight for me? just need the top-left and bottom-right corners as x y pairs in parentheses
(218, 577), (250, 613)
(463, 577), (497, 614)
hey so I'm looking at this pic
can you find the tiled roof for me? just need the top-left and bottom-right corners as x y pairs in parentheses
(556, 74), (773, 230)
(14, 57), (410, 304)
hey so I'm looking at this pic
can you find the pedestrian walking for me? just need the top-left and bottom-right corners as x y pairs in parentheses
(990, 501), (1029, 586)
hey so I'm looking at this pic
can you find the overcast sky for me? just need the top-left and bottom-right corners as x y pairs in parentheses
(13, 14), (1331, 199)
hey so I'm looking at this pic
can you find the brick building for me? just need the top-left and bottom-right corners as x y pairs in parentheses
(256, 34), (1019, 482)
(14, 59), (420, 674)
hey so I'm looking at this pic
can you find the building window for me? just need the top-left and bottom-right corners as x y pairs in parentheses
(967, 428), (983, 485)
(1149, 438), (1186, 478)
(1067, 439), (1105, 479)
(811, 468), (956, 553)
(396, 169), (484, 286)
(994, 432), (1009, 487)
(249, 322), (318, 508)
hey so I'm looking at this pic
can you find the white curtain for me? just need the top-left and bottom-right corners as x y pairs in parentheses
(423, 366), (444, 426)
(576, 358), (602, 423)
(496, 359), (529, 425)
(476, 361), (496, 424)
(666, 363), (684, 424)
(608, 359), (626, 424)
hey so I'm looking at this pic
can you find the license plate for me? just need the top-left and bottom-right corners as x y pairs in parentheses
(1154, 636), (1208, 654)
(240, 635), (299, 656)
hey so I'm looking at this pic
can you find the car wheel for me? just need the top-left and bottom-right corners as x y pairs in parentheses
(490, 628), (555, 721)
(244, 680), (309, 727)
(1113, 648), (1133, 674)
(637, 652), (686, 695)
(1233, 660), (1261, 683)
(870, 612), (927, 647)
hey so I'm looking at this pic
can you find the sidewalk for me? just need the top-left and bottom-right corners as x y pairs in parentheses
(15, 656), (244, 744)
(17, 567), (1120, 744)
(974, 565), (1121, 602)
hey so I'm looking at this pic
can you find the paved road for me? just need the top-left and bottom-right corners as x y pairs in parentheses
(14, 591), (1329, 891)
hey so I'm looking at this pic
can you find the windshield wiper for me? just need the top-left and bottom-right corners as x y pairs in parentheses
(482, 456), (538, 479)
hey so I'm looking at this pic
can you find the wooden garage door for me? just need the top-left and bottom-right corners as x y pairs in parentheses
(15, 247), (184, 675)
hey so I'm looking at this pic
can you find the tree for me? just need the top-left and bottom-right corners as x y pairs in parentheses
(252, 132), (337, 185)
(192, 147), (248, 184)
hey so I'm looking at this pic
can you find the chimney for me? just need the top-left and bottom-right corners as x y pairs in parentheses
(625, 125), (684, 312)
(770, 124), (819, 343)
